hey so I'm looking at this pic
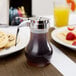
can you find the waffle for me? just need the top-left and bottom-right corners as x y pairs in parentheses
(5, 34), (16, 48)
(0, 31), (8, 48)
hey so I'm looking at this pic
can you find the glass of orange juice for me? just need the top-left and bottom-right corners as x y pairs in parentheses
(54, 1), (70, 28)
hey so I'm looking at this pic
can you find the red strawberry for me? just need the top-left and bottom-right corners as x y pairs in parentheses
(72, 41), (76, 46)
(67, 26), (75, 31)
(66, 32), (76, 40)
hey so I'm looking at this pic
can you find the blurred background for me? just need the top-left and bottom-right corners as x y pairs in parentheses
(0, 0), (75, 25)
(9, 0), (31, 25)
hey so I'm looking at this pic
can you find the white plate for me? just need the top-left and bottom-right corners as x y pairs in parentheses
(0, 26), (30, 57)
(51, 26), (76, 50)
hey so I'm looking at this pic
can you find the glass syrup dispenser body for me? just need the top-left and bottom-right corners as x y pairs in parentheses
(25, 17), (53, 67)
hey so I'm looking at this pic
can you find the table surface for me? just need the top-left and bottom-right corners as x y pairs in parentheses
(1, 14), (76, 76)
(0, 50), (62, 76)
(0, 28), (63, 76)
(0, 27), (75, 76)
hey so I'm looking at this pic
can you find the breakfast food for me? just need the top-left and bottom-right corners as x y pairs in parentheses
(56, 31), (74, 45)
(56, 26), (76, 46)
(0, 31), (17, 50)
(66, 32), (76, 40)
(67, 26), (75, 31)
(5, 34), (16, 48)
(0, 31), (8, 48)
(72, 41), (76, 46)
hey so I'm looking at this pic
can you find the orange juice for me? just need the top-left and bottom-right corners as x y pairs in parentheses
(54, 7), (70, 27)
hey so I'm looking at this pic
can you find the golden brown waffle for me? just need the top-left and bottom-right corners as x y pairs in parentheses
(5, 34), (16, 48)
(0, 31), (8, 48)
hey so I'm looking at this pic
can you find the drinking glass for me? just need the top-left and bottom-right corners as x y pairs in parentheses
(54, 1), (70, 28)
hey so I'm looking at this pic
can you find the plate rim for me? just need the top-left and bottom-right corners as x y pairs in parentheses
(0, 27), (30, 57)
(51, 26), (76, 50)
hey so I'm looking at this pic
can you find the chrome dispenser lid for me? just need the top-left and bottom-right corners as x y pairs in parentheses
(29, 17), (50, 29)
